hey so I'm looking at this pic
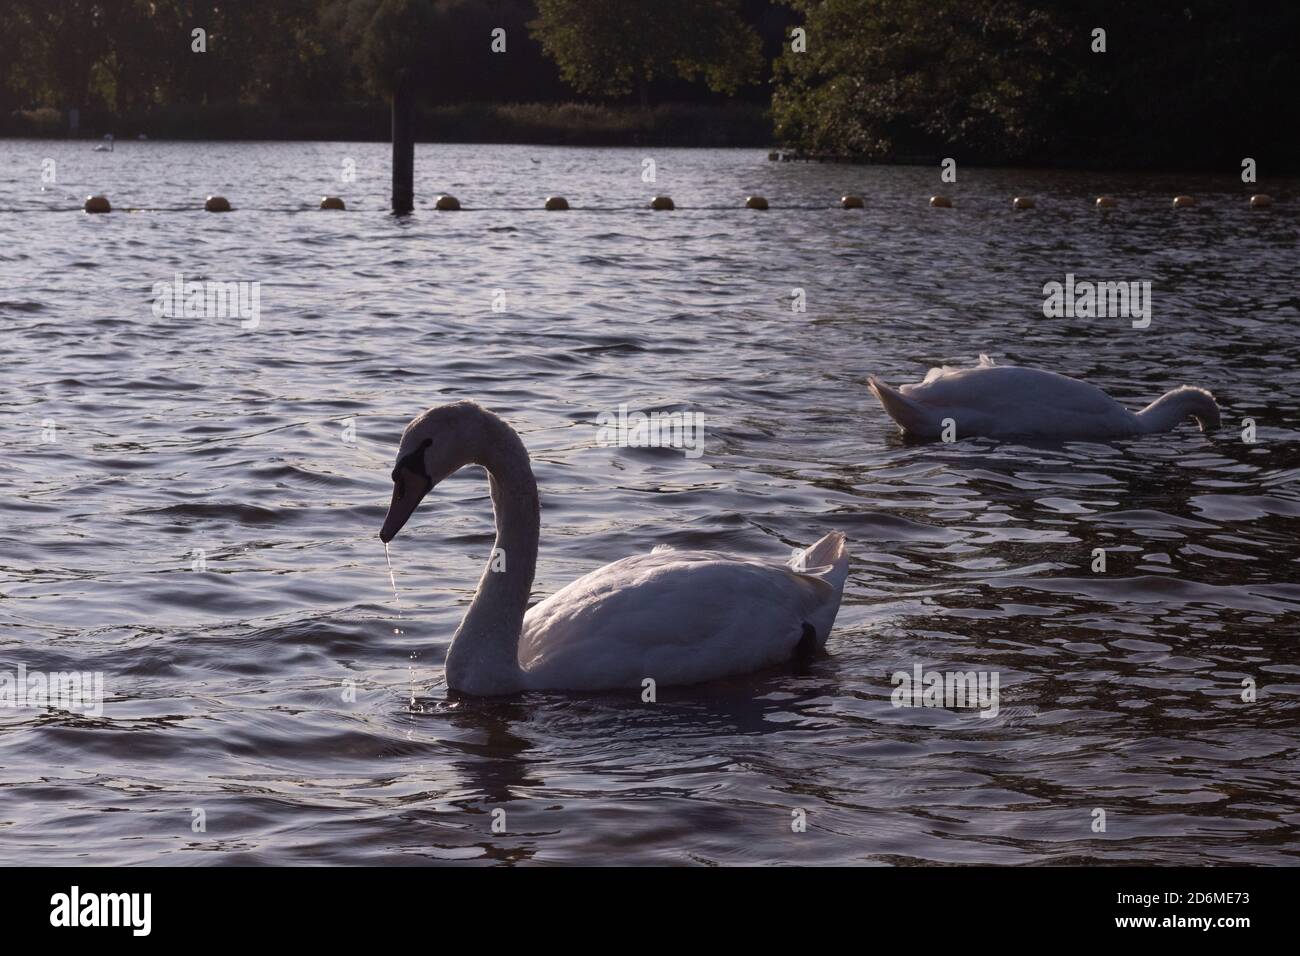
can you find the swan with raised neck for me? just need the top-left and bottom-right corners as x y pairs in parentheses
(380, 401), (850, 696)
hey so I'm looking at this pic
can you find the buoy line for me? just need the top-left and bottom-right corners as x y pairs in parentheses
(22, 194), (1284, 215)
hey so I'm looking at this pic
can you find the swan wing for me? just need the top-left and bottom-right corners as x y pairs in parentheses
(918, 353), (995, 385)
(519, 534), (848, 691)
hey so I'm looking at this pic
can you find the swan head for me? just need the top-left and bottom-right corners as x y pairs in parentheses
(1194, 394), (1222, 432)
(1163, 385), (1222, 433)
(380, 401), (493, 542)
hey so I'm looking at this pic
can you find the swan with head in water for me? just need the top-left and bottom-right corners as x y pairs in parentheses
(380, 401), (850, 696)
(869, 355), (1221, 441)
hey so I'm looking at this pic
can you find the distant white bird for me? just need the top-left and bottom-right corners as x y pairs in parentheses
(92, 134), (114, 152)
(380, 401), (850, 695)
(869, 355), (1221, 441)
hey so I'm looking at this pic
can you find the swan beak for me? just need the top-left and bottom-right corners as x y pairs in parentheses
(379, 480), (422, 543)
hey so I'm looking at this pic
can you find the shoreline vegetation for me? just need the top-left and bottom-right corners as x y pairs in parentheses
(7, 100), (1297, 176)
(2, 102), (773, 149)
(3, 1), (1297, 171)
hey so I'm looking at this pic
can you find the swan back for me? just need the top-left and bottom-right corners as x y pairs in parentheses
(517, 532), (849, 691)
(871, 360), (1140, 440)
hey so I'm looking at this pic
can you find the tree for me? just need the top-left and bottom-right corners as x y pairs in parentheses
(324, 0), (508, 100)
(529, 0), (763, 107)
(773, 0), (1070, 161)
(13, 0), (116, 116)
(772, 0), (1300, 168)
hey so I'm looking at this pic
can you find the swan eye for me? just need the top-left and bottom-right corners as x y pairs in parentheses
(391, 438), (435, 498)
(393, 447), (424, 481)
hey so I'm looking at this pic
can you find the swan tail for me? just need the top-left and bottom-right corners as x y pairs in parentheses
(868, 376), (935, 436)
(790, 532), (849, 646)
(790, 531), (849, 589)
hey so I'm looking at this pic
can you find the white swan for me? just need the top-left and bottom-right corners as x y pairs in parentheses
(380, 402), (850, 696)
(869, 355), (1221, 441)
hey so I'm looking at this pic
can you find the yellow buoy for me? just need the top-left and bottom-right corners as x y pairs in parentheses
(1172, 195), (1196, 208)
(1249, 194), (1274, 209)
(435, 194), (461, 211)
(544, 196), (569, 211)
(930, 195), (953, 208)
(320, 196), (346, 210)
(1012, 196), (1035, 209)
(83, 195), (111, 214)
(1095, 196), (1116, 208)
(745, 195), (769, 210)
(840, 194), (864, 209)
(205, 195), (231, 212)
(650, 195), (674, 210)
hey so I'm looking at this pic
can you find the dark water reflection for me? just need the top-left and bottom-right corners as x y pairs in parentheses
(0, 142), (1297, 863)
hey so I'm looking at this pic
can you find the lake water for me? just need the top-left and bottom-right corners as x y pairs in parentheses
(1, 141), (1298, 865)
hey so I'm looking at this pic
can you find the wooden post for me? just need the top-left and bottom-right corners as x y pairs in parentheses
(391, 80), (414, 214)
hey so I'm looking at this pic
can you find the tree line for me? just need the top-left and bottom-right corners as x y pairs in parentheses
(3, 0), (1294, 168)
(772, 0), (1299, 168)
(1, 1), (782, 114)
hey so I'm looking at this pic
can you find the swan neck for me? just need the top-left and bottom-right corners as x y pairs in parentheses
(1135, 388), (1216, 434)
(445, 421), (539, 694)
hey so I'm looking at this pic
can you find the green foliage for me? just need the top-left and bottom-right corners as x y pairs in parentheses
(0, 0), (553, 115)
(529, 0), (763, 105)
(773, 0), (1071, 160)
(772, 0), (1300, 167)
(324, 0), (490, 97)
(0, 0), (342, 113)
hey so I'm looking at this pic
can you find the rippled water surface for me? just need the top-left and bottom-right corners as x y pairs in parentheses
(2, 141), (1298, 865)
